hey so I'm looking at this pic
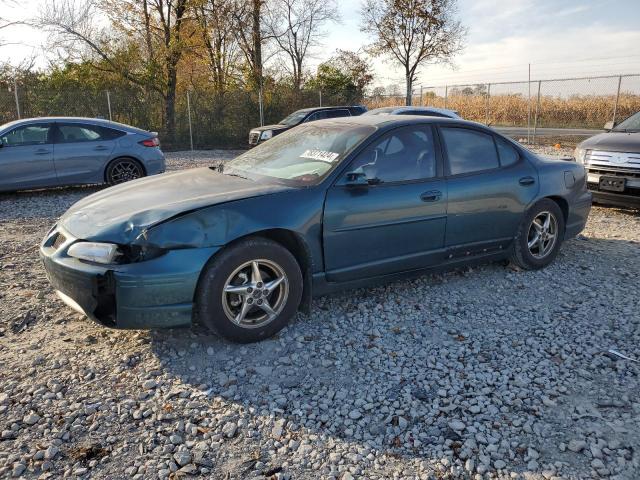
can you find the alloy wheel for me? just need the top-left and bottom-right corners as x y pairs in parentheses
(221, 259), (289, 329)
(110, 160), (143, 184)
(527, 211), (558, 259)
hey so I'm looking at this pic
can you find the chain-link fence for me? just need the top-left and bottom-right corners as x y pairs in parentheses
(0, 81), (361, 150)
(365, 74), (640, 145)
(2, 74), (639, 149)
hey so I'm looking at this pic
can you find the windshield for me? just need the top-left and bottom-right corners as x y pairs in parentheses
(366, 107), (396, 115)
(279, 110), (309, 126)
(224, 123), (375, 186)
(614, 112), (640, 132)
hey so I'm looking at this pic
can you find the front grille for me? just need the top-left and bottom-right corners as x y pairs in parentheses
(52, 232), (67, 250)
(586, 150), (640, 168)
(249, 132), (260, 145)
(586, 167), (640, 179)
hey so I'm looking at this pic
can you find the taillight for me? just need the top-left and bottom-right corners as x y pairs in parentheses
(139, 137), (160, 147)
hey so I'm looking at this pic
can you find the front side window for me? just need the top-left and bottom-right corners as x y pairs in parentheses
(1, 124), (50, 146)
(346, 125), (437, 183)
(306, 111), (329, 122)
(441, 127), (499, 175)
(225, 123), (375, 186)
(279, 110), (308, 126)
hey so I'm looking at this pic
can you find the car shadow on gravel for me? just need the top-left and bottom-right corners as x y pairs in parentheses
(141, 235), (640, 478)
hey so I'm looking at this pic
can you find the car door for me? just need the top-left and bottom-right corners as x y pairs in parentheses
(52, 122), (119, 185)
(323, 125), (447, 282)
(438, 126), (538, 254)
(0, 122), (55, 191)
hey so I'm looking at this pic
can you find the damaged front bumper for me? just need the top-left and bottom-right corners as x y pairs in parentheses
(40, 227), (220, 329)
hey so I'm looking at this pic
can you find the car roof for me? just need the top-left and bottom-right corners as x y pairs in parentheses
(294, 106), (363, 113)
(367, 106), (460, 117)
(308, 114), (483, 129)
(0, 117), (150, 134)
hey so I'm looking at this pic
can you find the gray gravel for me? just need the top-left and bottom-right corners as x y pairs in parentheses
(1, 150), (639, 479)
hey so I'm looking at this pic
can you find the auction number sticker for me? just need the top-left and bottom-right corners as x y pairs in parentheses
(300, 149), (340, 163)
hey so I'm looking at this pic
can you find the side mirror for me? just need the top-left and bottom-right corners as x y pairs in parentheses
(345, 171), (369, 186)
(604, 121), (616, 131)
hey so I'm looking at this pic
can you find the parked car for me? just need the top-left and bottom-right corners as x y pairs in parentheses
(0, 117), (165, 192)
(248, 105), (367, 146)
(42, 115), (591, 343)
(574, 111), (640, 207)
(365, 106), (460, 119)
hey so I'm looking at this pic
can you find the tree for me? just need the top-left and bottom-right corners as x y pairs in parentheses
(39, 0), (191, 142)
(266, 0), (339, 90)
(306, 49), (374, 101)
(193, 0), (241, 96)
(231, 0), (266, 91)
(361, 0), (465, 105)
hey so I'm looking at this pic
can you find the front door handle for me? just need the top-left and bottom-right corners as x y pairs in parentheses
(519, 176), (535, 186)
(420, 190), (442, 202)
(93, 145), (109, 151)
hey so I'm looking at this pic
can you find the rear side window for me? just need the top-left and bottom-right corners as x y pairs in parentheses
(496, 137), (519, 166)
(325, 109), (351, 118)
(56, 123), (125, 143)
(441, 127), (499, 175)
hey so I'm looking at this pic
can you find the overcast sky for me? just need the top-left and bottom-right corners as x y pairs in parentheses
(2, 0), (640, 89)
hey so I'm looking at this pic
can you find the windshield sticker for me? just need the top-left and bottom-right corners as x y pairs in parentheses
(300, 149), (340, 163)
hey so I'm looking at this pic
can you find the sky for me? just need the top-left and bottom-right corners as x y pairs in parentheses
(2, 0), (640, 90)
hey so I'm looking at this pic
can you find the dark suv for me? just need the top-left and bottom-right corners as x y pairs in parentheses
(574, 111), (640, 207)
(248, 105), (367, 146)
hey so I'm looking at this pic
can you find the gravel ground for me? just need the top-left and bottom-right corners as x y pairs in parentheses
(0, 149), (639, 480)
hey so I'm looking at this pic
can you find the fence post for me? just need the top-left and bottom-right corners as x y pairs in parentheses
(444, 85), (448, 109)
(13, 79), (21, 119)
(612, 75), (622, 125)
(186, 90), (194, 151)
(258, 86), (264, 127)
(533, 80), (542, 145)
(420, 85), (423, 106)
(485, 83), (491, 125)
(106, 90), (112, 121)
(319, 90), (322, 107)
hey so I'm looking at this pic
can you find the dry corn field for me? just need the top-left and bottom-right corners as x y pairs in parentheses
(364, 93), (640, 129)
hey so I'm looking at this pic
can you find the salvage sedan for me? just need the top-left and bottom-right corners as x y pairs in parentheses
(41, 116), (592, 343)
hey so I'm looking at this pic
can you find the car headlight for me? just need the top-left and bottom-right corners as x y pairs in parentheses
(260, 130), (273, 140)
(67, 242), (121, 264)
(573, 147), (587, 164)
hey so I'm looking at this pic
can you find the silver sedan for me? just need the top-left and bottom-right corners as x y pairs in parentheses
(0, 117), (165, 192)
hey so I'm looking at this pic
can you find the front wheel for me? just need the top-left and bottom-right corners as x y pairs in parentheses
(195, 238), (303, 343)
(510, 199), (565, 270)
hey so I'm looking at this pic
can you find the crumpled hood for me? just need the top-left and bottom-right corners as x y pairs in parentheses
(579, 131), (640, 152)
(59, 167), (291, 243)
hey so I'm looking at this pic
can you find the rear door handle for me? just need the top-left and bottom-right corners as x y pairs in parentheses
(420, 190), (442, 202)
(94, 145), (109, 151)
(519, 176), (535, 186)
(34, 148), (50, 155)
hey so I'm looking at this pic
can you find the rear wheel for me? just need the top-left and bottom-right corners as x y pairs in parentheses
(106, 158), (144, 185)
(196, 238), (303, 343)
(510, 199), (565, 270)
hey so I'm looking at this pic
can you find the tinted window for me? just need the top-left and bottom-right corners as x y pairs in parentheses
(441, 127), (499, 175)
(1, 124), (51, 146)
(325, 109), (350, 119)
(306, 111), (329, 122)
(57, 123), (122, 143)
(347, 126), (437, 182)
(496, 137), (519, 166)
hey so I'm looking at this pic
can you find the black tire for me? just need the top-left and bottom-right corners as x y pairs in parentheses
(510, 198), (565, 270)
(106, 158), (145, 186)
(195, 237), (303, 343)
